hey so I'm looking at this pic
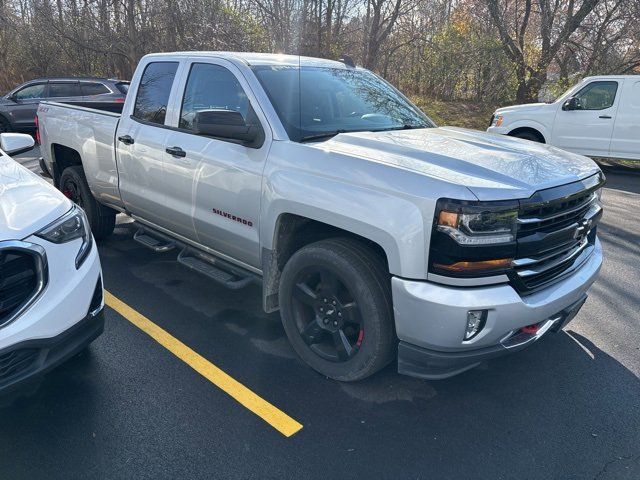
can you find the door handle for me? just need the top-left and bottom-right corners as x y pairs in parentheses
(166, 146), (186, 158)
(599, 115), (612, 119)
(118, 135), (135, 145)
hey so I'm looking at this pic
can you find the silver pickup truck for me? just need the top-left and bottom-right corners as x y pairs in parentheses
(38, 52), (604, 381)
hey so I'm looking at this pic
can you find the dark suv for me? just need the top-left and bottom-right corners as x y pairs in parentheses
(0, 77), (129, 133)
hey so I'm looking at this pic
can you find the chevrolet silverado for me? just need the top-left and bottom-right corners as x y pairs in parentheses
(37, 52), (604, 381)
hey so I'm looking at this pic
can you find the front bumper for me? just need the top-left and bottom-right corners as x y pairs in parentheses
(392, 237), (602, 379)
(0, 231), (104, 395)
(398, 295), (586, 379)
(0, 304), (104, 395)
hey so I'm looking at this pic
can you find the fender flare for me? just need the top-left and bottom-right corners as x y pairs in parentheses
(506, 120), (549, 143)
(260, 171), (429, 279)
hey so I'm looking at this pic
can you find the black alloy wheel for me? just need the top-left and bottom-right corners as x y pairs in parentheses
(292, 266), (364, 362)
(62, 176), (85, 209)
(279, 238), (395, 381)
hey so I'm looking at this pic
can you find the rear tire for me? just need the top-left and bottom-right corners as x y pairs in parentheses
(0, 117), (9, 133)
(279, 238), (395, 381)
(59, 165), (116, 239)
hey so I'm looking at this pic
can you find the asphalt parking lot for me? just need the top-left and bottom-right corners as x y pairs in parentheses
(1, 147), (639, 479)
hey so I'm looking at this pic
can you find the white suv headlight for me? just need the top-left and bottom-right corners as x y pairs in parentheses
(36, 205), (93, 269)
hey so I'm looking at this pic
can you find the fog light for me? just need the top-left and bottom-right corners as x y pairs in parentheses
(465, 310), (487, 340)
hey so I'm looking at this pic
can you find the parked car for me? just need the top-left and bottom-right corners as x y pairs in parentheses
(38, 52), (603, 381)
(0, 77), (129, 133)
(487, 75), (639, 161)
(0, 132), (104, 396)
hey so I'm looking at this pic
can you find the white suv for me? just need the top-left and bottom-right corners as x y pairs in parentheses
(0, 133), (103, 396)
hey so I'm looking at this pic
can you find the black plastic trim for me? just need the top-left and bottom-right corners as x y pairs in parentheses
(0, 306), (104, 396)
(397, 295), (587, 379)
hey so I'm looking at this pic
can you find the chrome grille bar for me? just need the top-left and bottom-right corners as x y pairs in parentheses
(0, 241), (48, 329)
(514, 238), (590, 277)
(518, 192), (597, 224)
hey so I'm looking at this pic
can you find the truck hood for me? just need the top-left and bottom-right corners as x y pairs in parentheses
(494, 102), (551, 115)
(315, 126), (600, 200)
(0, 153), (70, 240)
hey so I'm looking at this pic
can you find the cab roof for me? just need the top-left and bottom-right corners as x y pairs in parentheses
(582, 75), (639, 81)
(143, 51), (356, 69)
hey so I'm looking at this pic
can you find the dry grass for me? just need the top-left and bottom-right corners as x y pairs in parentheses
(411, 96), (500, 131)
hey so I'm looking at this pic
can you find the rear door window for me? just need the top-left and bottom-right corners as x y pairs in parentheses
(133, 62), (178, 125)
(630, 82), (640, 109)
(48, 82), (82, 98)
(82, 82), (110, 96)
(14, 83), (46, 100)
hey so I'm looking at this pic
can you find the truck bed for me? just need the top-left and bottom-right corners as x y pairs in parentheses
(38, 101), (123, 210)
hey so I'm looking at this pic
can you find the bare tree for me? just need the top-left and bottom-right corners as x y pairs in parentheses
(485, 0), (604, 102)
(362, 0), (404, 69)
(0, 0), (637, 106)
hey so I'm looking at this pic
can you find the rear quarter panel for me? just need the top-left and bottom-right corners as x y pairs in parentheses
(38, 102), (122, 208)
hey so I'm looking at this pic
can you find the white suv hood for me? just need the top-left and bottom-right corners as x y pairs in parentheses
(317, 127), (600, 200)
(494, 102), (551, 114)
(0, 153), (70, 240)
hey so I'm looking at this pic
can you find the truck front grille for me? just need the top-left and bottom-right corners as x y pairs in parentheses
(0, 242), (48, 328)
(517, 190), (597, 235)
(510, 175), (603, 295)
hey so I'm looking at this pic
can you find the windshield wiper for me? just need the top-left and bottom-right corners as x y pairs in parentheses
(381, 124), (428, 131)
(299, 130), (348, 142)
(299, 124), (427, 143)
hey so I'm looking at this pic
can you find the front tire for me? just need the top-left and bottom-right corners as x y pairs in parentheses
(279, 238), (395, 381)
(59, 166), (116, 239)
(512, 131), (543, 142)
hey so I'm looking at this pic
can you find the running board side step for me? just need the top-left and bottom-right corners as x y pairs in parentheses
(133, 228), (176, 252)
(177, 248), (257, 289)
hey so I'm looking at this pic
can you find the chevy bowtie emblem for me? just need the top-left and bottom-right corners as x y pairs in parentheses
(573, 218), (592, 240)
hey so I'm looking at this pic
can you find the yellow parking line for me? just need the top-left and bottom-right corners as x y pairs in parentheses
(104, 290), (303, 437)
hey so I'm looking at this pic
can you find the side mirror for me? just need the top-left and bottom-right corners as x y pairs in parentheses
(0, 133), (35, 156)
(562, 97), (582, 111)
(193, 109), (263, 147)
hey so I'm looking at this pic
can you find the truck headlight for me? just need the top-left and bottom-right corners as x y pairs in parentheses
(491, 114), (503, 127)
(429, 199), (518, 277)
(436, 201), (518, 245)
(36, 205), (93, 269)
(595, 186), (603, 202)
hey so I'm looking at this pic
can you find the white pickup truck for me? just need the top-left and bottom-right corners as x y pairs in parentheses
(488, 75), (639, 161)
(38, 52), (604, 381)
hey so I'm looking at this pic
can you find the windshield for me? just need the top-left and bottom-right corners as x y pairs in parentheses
(251, 65), (434, 142)
(549, 82), (582, 103)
